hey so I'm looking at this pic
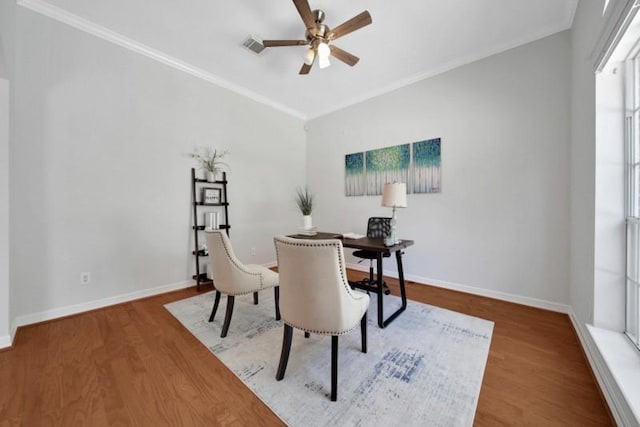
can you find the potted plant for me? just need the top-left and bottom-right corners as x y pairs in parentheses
(191, 148), (229, 182)
(296, 186), (314, 229)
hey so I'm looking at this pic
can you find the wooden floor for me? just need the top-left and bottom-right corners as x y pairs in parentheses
(0, 271), (613, 426)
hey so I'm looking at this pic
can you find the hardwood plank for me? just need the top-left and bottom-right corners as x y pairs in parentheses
(0, 271), (614, 426)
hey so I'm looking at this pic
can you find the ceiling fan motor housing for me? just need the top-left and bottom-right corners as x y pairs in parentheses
(306, 24), (330, 43)
(313, 9), (325, 24)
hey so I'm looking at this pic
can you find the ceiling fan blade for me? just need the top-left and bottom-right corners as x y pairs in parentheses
(263, 40), (308, 47)
(328, 11), (372, 40)
(292, 0), (316, 31)
(329, 45), (359, 67)
(299, 63), (312, 75)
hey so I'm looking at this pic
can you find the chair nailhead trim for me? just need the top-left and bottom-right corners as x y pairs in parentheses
(274, 236), (356, 296)
(210, 231), (265, 286)
(283, 321), (359, 336)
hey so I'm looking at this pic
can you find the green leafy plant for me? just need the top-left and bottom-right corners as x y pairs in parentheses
(190, 148), (229, 173)
(295, 187), (313, 215)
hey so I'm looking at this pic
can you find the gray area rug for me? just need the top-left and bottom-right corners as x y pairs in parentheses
(165, 290), (493, 426)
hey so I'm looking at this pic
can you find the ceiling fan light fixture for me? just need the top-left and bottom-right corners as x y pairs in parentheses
(303, 48), (316, 65)
(317, 40), (331, 69)
(318, 55), (331, 69)
(317, 41), (330, 59)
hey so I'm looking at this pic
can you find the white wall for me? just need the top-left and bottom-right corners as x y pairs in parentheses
(0, 78), (9, 345)
(570, 0), (605, 325)
(594, 63), (626, 331)
(8, 7), (305, 324)
(306, 32), (571, 306)
(0, 0), (15, 346)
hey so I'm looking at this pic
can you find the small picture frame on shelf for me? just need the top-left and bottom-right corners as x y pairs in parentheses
(202, 187), (221, 204)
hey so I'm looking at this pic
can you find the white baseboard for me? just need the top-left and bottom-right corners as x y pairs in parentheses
(346, 262), (571, 313)
(568, 311), (638, 427)
(0, 334), (11, 349)
(11, 280), (194, 334)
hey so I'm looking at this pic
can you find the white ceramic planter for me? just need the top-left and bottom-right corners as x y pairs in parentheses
(302, 215), (313, 230)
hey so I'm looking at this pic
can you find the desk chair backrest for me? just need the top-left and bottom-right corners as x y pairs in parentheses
(274, 235), (370, 335)
(367, 217), (391, 239)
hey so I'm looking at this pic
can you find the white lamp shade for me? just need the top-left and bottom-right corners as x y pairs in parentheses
(381, 182), (407, 208)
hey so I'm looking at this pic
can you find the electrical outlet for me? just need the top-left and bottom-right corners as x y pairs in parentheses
(250, 247), (256, 256)
(80, 272), (91, 285)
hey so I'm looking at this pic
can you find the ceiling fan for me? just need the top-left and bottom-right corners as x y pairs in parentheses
(262, 0), (372, 75)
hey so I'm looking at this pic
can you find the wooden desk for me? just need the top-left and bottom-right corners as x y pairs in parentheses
(288, 232), (414, 328)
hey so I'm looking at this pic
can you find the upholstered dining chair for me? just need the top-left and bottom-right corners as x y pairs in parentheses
(353, 217), (392, 295)
(273, 235), (370, 401)
(205, 230), (280, 338)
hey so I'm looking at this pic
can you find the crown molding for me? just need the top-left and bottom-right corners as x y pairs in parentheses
(16, 0), (307, 120)
(564, 0), (580, 30)
(308, 19), (574, 120)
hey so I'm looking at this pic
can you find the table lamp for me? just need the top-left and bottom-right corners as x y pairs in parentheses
(381, 182), (407, 246)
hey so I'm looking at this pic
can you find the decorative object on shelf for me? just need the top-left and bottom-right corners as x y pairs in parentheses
(205, 212), (219, 230)
(381, 182), (407, 246)
(202, 187), (221, 204)
(295, 186), (314, 229)
(199, 242), (209, 255)
(190, 147), (229, 182)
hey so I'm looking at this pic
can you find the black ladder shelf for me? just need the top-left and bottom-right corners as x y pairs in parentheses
(191, 168), (230, 291)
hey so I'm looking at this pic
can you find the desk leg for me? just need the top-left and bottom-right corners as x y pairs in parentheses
(396, 250), (408, 311)
(378, 250), (408, 328)
(376, 254), (384, 328)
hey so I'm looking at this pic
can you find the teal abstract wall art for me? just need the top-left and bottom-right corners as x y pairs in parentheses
(345, 152), (365, 196)
(413, 138), (441, 193)
(366, 144), (410, 195)
(344, 138), (442, 197)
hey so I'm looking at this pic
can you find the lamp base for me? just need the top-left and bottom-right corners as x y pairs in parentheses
(385, 207), (398, 246)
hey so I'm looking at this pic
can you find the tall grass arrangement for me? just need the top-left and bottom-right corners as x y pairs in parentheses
(295, 187), (313, 215)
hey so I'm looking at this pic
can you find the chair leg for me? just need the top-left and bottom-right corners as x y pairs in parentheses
(331, 335), (338, 401)
(220, 295), (235, 338)
(361, 312), (367, 354)
(274, 287), (281, 320)
(253, 292), (259, 305)
(276, 324), (293, 381)
(208, 291), (221, 322)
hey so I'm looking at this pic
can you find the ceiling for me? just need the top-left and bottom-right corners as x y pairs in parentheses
(22, 0), (578, 119)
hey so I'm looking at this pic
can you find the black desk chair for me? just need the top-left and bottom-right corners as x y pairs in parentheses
(353, 217), (392, 295)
